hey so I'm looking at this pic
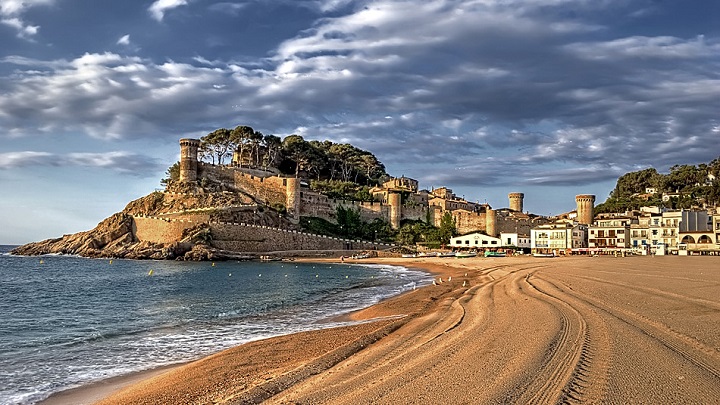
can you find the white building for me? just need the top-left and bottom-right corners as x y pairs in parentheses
(450, 232), (502, 250)
(649, 210), (681, 254)
(500, 232), (531, 251)
(531, 223), (587, 254)
(588, 217), (633, 251)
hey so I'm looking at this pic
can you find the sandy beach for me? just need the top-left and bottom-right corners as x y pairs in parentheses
(41, 255), (720, 404)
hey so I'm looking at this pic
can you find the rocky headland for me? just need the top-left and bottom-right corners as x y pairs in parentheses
(11, 179), (296, 260)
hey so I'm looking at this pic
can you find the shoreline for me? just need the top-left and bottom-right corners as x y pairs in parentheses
(39, 255), (720, 404)
(39, 256), (450, 405)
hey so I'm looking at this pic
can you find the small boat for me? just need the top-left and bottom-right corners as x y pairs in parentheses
(437, 252), (457, 257)
(455, 252), (476, 258)
(484, 251), (506, 257)
(259, 255), (281, 262)
(533, 253), (555, 258)
(401, 253), (417, 258)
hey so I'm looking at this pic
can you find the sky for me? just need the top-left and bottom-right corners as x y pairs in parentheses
(1, 0), (719, 244)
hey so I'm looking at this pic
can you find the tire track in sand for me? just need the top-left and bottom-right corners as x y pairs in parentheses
(525, 273), (613, 404)
(545, 274), (720, 381)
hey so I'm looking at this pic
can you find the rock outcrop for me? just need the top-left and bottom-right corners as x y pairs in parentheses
(11, 211), (193, 260)
(10, 187), (266, 260)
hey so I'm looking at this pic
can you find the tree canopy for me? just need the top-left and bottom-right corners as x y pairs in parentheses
(196, 125), (388, 187)
(596, 156), (720, 213)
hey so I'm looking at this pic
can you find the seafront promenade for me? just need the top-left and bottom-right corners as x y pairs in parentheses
(45, 255), (720, 405)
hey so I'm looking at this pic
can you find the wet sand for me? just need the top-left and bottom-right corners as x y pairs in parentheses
(42, 256), (720, 404)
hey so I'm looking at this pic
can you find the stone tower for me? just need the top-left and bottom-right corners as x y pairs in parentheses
(575, 194), (596, 225)
(179, 138), (200, 183)
(388, 193), (401, 229)
(285, 177), (300, 223)
(485, 208), (497, 237)
(508, 192), (524, 212)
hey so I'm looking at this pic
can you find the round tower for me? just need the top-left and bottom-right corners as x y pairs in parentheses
(388, 193), (401, 230)
(285, 177), (300, 223)
(575, 194), (596, 225)
(485, 208), (497, 237)
(179, 138), (200, 183)
(508, 192), (524, 213)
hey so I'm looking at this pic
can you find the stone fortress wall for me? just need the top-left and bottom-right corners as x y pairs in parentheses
(133, 216), (197, 244)
(156, 138), (563, 253)
(132, 215), (391, 252)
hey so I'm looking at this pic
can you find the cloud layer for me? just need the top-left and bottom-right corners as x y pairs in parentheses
(1, 0), (718, 189)
(0, 150), (161, 175)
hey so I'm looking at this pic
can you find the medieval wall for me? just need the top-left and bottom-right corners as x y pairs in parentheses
(402, 205), (430, 223)
(452, 210), (488, 234)
(299, 189), (431, 226)
(233, 171), (288, 207)
(209, 223), (391, 252)
(198, 163), (236, 185)
(133, 216), (197, 244)
(496, 216), (551, 236)
(299, 190), (386, 223)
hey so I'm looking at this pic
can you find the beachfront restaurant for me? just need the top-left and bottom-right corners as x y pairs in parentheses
(450, 232), (502, 252)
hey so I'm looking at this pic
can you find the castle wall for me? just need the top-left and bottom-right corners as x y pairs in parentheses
(402, 205), (430, 223)
(233, 171), (288, 208)
(299, 190), (386, 223)
(198, 164), (236, 185)
(209, 223), (391, 252)
(133, 216), (196, 244)
(452, 210), (488, 234)
(133, 215), (392, 252)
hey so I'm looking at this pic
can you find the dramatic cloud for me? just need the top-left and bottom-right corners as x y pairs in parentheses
(0, 151), (161, 175)
(0, 0), (718, 190)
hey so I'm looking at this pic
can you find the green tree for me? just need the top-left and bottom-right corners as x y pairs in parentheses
(200, 128), (235, 165)
(262, 134), (282, 170)
(335, 205), (363, 238)
(438, 211), (457, 245)
(230, 125), (256, 167)
(282, 135), (312, 177)
(160, 161), (180, 187)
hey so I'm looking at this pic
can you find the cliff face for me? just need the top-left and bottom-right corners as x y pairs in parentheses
(10, 191), (228, 260)
(11, 210), (190, 260)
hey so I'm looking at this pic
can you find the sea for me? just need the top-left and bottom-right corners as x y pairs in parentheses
(0, 245), (431, 405)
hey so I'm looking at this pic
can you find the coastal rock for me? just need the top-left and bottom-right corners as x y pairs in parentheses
(9, 212), (195, 260)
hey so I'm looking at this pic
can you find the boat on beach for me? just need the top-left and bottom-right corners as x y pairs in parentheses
(484, 251), (506, 257)
(437, 252), (457, 257)
(533, 253), (555, 258)
(455, 252), (477, 258)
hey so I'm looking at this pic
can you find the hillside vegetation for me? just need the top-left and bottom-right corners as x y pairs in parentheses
(595, 157), (720, 213)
